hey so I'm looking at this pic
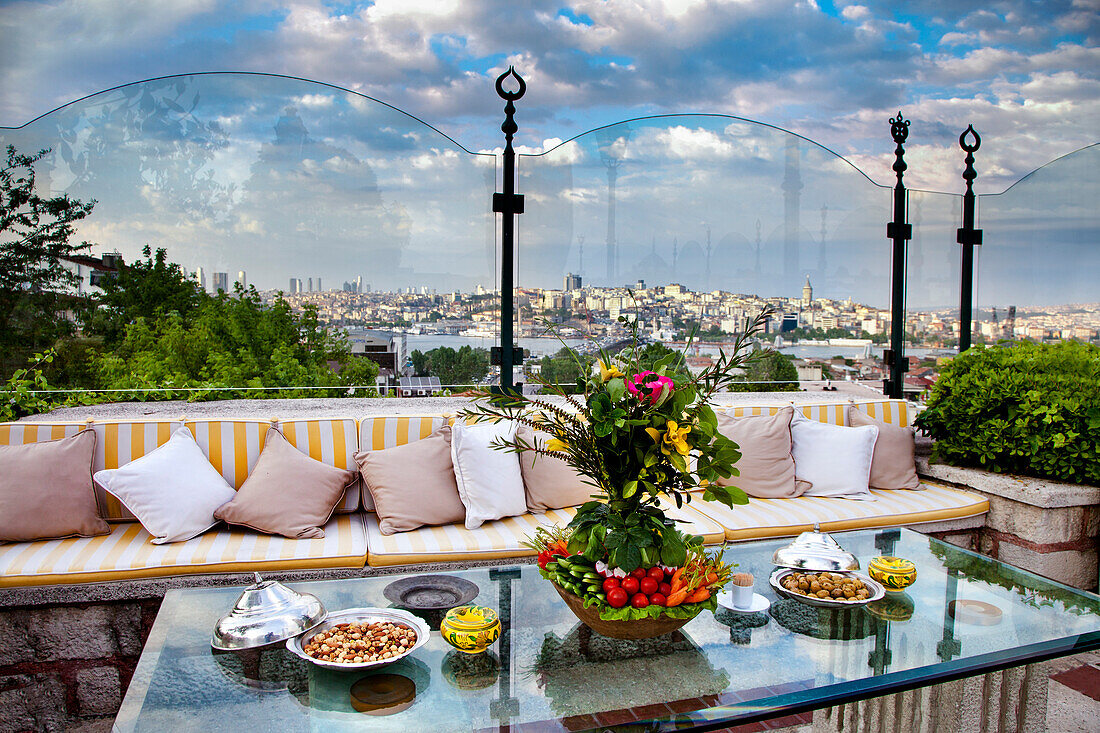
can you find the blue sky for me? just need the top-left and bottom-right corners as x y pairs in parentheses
(1, 0), (1096, 191)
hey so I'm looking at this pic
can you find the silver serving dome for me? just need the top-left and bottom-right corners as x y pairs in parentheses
(211, 573), (327, 651)
(772, 524), (860, 572)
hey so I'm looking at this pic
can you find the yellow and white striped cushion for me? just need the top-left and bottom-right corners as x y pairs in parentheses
(364, 503), (726, 567)
(0, 514), (368, 587)
(184, 419), (273, 489)
(850, 399), (911, 427)
(720, 404), (784, 418)
(688, 482), (988, 542)
(279, 418), (360, 513)
(356, 415), (447, 511)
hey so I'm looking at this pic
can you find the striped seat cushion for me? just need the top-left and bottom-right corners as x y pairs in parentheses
(278, 418), (360, 513)
(357, 415), (448, 510)
(0, 514), (368, 587)
(365, 503), (726, 567)
(716, 399), (911, 427)
(687, 482), (988, 542)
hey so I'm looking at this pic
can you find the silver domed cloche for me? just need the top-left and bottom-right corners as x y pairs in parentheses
(772, 524), (860, 572)
(211, 573), (326, 651)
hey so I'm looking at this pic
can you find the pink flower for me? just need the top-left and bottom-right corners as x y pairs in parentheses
(627, 371), (675, 407)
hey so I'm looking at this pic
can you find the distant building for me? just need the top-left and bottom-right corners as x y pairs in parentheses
(802, 276), (813, 307)
(355, 276), (363, 293)
(289, 278), (303, 294)
(308, 277), (313, 292)
(350, 331), (406, 385)
(212, 272), (229, 293)
(317, 277), (322, 292)
(237, 270), (247, 289)
(195, 267), (207, 291)
(564, 273), (582, 291)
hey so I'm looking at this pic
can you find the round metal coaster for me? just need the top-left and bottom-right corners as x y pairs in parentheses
(350, 673), (416, 715)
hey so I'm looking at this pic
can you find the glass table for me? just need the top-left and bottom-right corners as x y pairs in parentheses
(113, 528), (1100, 732)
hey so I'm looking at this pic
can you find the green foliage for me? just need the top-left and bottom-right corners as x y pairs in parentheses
(915, 341), (1100, 484)
(536, 347), (595, 392)
(0, 145), (96, 376)
(624, 341), (689, 378)
(408, 345), (489, 387)
(0, 349), (96, 421)
(729, 349), (799, 391)
(81, 245), (203, 345)
(88, 287), (378, 399)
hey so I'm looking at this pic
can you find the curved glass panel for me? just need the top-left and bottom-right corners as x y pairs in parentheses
(517, 116), (893, 384)
(906, 189), (964, 352)
(0, 73), (495, 395)
(976, 145), (1099, 344)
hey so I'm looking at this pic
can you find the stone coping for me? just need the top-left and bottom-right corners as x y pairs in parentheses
(916, 456), (1100, 510)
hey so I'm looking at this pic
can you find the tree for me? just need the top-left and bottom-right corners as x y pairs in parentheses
(730, 350), (799, 392)
(409, 349), (431, 377)
(415, 345), (490, 387)
(81, 245), (203, 345)
(536, 347), (594, 392)
(0, 145), (96, 375)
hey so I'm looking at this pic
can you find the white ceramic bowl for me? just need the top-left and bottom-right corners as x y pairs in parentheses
(285, 607), (430, 671)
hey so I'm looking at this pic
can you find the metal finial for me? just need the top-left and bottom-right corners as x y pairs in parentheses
(495, 66), (526, 102)
(889, 112), (910, 144)
(959, 124), (981, 153)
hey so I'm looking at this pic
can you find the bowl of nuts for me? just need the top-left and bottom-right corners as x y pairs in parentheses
(285, 608), (430, 671)
(769, 568), (885, 608)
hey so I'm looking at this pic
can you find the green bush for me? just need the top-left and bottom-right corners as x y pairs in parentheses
(915, 340), (1100, 484)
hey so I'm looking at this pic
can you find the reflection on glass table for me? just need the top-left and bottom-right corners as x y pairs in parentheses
(114, 528), (1100, 732)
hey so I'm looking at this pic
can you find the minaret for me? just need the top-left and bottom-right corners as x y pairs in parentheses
(782, 137), (802, 290)
(802, 275), (813, 307)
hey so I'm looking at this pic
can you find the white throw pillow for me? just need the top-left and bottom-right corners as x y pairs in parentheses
(790, 413), (879, 500)
(93, 427), (237, 543)
(451, 420), (527, 529)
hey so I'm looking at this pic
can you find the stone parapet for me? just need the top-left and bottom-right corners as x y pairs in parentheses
(917, 456), (1099, 592)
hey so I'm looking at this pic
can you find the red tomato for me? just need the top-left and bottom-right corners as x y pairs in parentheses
(620, 577), (640, 595)
(647, 567), (665, 582)
(639, 577), (659, 595)
(602, 577), (620, 593)
(631, 593), (650, 609)
(631, 567), (648, 579)
(649, 593), (667, 607)
(658, 582), (672, 596)
(537, 551), (552, 569)
(607, 587), (629, 608)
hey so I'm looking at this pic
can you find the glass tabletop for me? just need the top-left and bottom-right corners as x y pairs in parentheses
(113, 528), (1100, 732)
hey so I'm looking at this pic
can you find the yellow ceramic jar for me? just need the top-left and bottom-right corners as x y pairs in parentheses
(440, 605), (501, 654)
(868, 556), (917, 591)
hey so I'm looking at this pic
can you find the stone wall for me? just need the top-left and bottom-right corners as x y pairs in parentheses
(0, 600), (160, 732)
(916, 454), (1099, 592)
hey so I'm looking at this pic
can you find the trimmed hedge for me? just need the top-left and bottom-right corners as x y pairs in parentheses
(915, 340), (1100, 485)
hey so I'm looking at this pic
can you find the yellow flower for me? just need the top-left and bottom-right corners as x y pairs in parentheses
(598, 360), (624, 383)
(646, 421), (691, 456)
(546, 438), (568, 452)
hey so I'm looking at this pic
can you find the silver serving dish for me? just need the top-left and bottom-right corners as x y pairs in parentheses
(772, 523), (860, 572)
(211, 573), (326, 651)
(770, 568), (885, 608)
(286, 607), (431, 672)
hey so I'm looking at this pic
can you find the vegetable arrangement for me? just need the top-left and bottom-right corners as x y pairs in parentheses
(527, 527), (734, 622)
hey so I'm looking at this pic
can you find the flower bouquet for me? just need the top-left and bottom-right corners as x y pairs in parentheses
(460, 307), (771, 637)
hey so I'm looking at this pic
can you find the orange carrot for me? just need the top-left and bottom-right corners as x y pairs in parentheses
(665, 588), (689, 607)
(686, 587), (711, 603)
(704, 571), (719, 587)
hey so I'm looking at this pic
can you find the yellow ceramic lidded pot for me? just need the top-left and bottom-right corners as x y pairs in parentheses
(868, 556), (917, 591)
(440, 605), (501, 654)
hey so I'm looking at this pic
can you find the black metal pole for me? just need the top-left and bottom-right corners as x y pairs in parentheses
(884, 112), (912, 400)
(957, 125), (983, 353)
(492, 67), (525, 395)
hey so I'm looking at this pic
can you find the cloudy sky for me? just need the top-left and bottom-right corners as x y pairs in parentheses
(1, 0), (1097, 192)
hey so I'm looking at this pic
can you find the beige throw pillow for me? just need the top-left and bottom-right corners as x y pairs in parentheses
(354, 425), (466, 535)
(214, 428), (357, 539)
(516, 425), (595, 511)
(848, 407), (921, 490)
(0, 429), (110, 542)
(714, 407), (810, 499)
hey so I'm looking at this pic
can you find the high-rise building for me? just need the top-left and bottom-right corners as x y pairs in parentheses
(308, 277), (313, 292)
(213, 272), (229, 293)
(355, 276), (363, 293)
(237, 270), (247, 289)
(195, 267), (207, 291)
(290, 277), (298, 293)
(564, 273), (582, 291)
(316, 277), (322, 292)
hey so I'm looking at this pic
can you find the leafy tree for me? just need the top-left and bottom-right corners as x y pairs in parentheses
(414, 345), (490, 387)
(0, 145), (96, 375)
(628, 341), (689, 378)
(730, 350), (799, 392)
(536, 347), (594, 392)
(81, 245), (203, 345)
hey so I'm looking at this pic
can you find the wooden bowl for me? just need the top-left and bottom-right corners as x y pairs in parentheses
(552, 584), (696, 640)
